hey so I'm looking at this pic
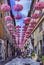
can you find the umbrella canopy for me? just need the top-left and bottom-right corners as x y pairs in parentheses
(26, 31), (32, 34)
(7, 23), (14, 27)
(24, 17), (31, 22)
(32, 14), (40, 19)
(23, 17), (31, 24)
(14, 4), (23, 11)
(34, 2), (44, 10)
(1, 4), (11, 12)
(14, 14), (22, 19)
(10, 31), (15, 34)
(23, 26), (27, 28)
(8, 27), (13, 31)
(29, 21), (37, 27)
(5, 16), (12, 21)
(15, 25), (21, 28)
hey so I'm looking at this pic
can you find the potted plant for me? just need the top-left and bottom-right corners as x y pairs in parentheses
(31, 53), (35, 59)
(41, 56), (44, 65)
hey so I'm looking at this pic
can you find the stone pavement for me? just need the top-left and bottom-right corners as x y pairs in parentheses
(5, 57), (40, 65)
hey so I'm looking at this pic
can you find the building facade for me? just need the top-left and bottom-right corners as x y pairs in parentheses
(24, 0), (44, 57)
(0, 0), (16, 61)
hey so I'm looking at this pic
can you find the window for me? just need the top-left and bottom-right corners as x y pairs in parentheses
(39, 23), (42, 32)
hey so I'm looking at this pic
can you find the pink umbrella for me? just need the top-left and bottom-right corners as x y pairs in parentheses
(26, 31), (32, 34)
(22, 28), (26, 31)
(34, 2), (44, 10)
(23, 21), (29, 24)
(10, 31), (15, 34)
(16, 28), (20, 31)
(32, 14), (40, 19)
(15, 0), (20, 1)
(29, 21), (37, 25)
(24, 17), (31, 22)
(29, 22), (37, 27)
(15, 25), (21, 28)
(14, 14), (22, 19)
(5, 16), (12, 21)
(8, 27), (13, 31)
(7, 23), (14, 27)
(14, 4), (23, 11)
(27, 27), (33, 31)
(26, 36), (30, 38)
(1, 4), (11, 12)
(29, 25), (35, 28)
(12, 35), (15, 37)
(23, 17), (31, 24)
(16, 31), (20, 33)
(23, 26), (27, 28)
(22, 29), (26, 31)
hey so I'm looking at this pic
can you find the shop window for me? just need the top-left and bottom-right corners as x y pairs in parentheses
(39, 23), (42, 32)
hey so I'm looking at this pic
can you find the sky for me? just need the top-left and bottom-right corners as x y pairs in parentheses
(10, 0), (32, 27)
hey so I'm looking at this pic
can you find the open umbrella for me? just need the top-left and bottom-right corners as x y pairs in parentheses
(7, 23), (14, 27)
(32, 13), (40, 19)
(14, 4), (23, 11)
(34, 2), (44, 10)
(15, 25), (21, 28)
(14, 14), (22, 19)
(5, 16), (12, 21)
(1, 4), (11, 12)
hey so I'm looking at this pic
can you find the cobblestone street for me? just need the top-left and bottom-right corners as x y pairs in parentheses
(5, 58), (40, 65)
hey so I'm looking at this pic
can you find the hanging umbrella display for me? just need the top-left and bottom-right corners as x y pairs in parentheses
(14, 4), (23, 11)
(34, 2), (44, 10)
(1, 4), (11, 12)
(32, 13), (40, 19)
(14, 14), (22, 19)
(5, 16), (12, 21)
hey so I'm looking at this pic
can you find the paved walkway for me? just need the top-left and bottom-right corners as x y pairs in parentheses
(5, 57), (40, 65)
